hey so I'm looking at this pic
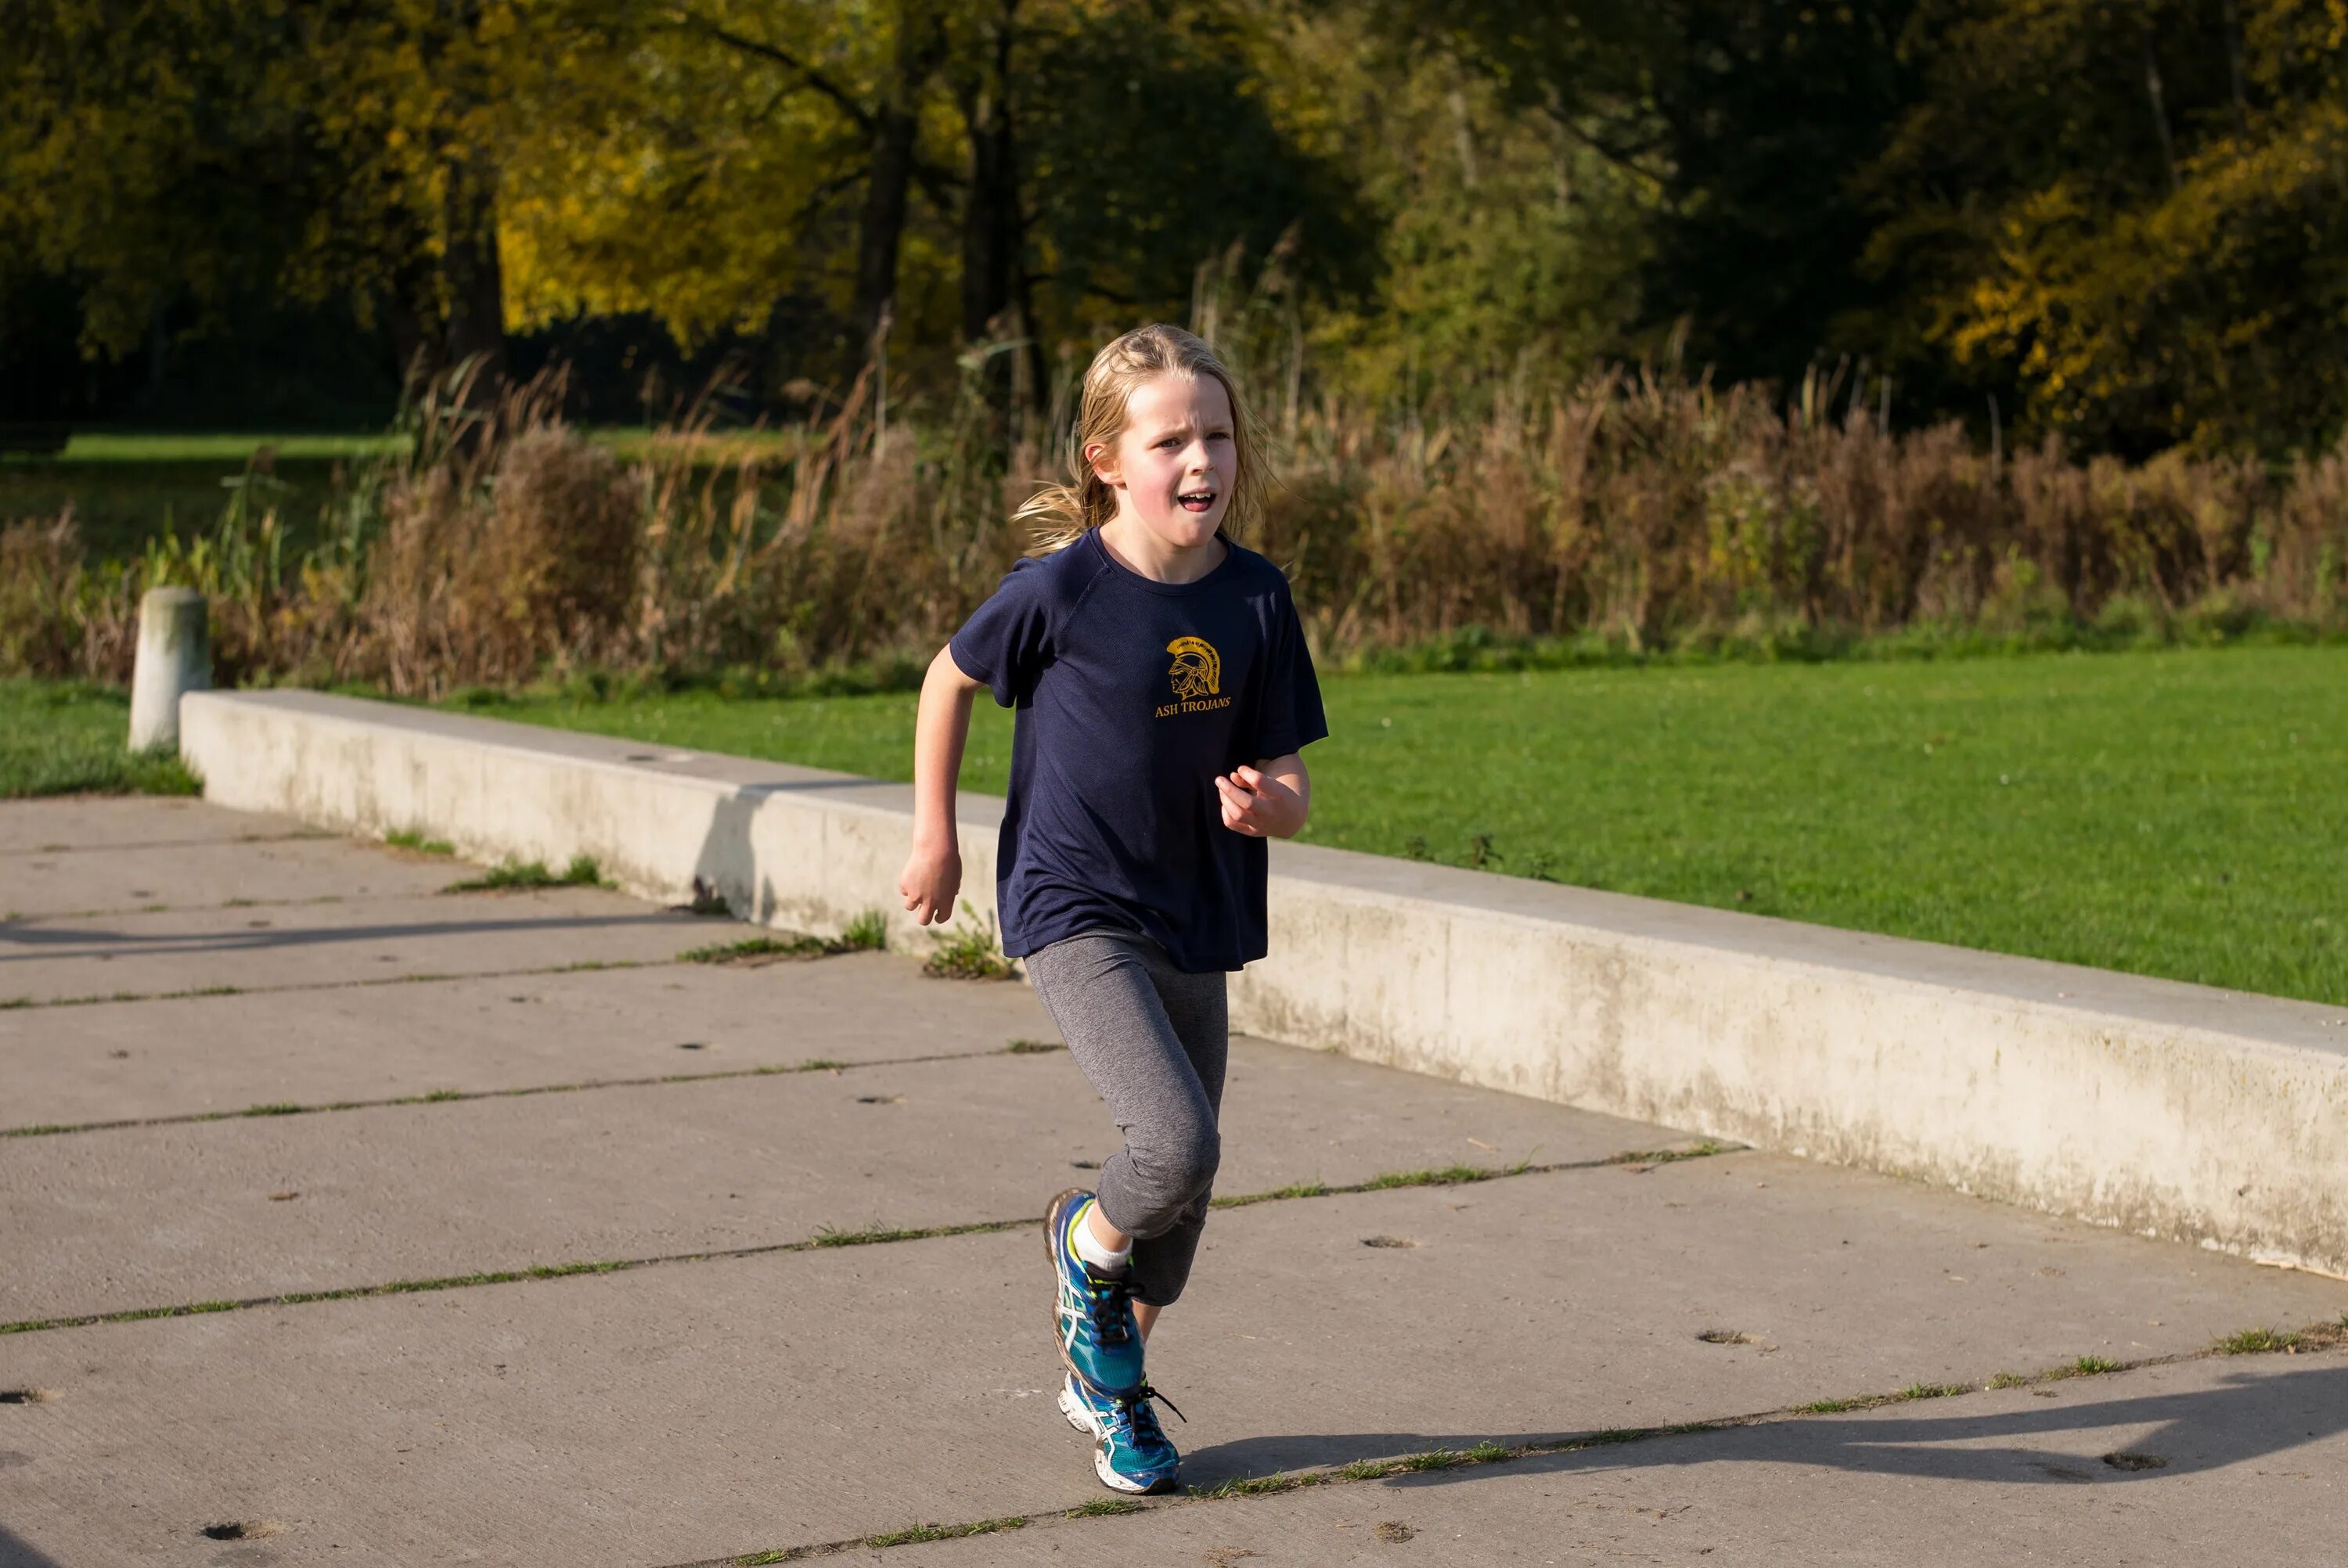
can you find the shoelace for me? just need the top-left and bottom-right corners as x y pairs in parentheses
(1082, 1271), (1135, 1348)
(1111, 1382), (1186, 1433)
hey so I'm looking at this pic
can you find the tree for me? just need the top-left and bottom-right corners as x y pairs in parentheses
(1862, 0), (2348, 453)
(1367, 0), (1915, 389)
(0, 0), (664, 398)
(502, 0), (1374, 396)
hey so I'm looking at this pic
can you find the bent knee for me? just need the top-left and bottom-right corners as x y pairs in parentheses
(1128, 1124), (1220, 1214)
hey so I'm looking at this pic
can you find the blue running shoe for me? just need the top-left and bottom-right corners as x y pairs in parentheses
(1058, 1373), (1184, 1495)
(1046, 1189), (1145, 1396)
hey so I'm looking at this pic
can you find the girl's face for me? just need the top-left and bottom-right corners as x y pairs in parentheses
(1089, 372), (1235, 552)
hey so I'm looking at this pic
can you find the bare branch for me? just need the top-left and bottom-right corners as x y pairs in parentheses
(670, 9), (876, 136)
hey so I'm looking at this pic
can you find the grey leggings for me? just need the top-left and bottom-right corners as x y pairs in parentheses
(1025, 930), (1228, 1307)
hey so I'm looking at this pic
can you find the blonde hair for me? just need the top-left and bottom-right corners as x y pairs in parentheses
(1017, 324), (1269, 555)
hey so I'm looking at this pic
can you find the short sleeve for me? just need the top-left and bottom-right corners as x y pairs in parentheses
(1251, 580), (1327, 760)
(949, 559), (1053, 707)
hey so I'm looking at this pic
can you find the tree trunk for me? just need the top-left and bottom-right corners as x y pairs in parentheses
(848, 2), (949, 370)
(957, 0), (1020, 343)
(956, 0), (1041, 407)
(2139, 28), (2180, 195)
(441, 150), (507, 389)
(852, 106), (918, 362)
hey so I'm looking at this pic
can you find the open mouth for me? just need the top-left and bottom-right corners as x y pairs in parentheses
(1177, 490), (1217, 514)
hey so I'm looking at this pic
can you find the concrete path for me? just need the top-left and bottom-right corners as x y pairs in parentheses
(2, 800), (2342, 1566)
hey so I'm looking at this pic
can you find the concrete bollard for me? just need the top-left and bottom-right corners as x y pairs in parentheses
(127, 586), (211, 753)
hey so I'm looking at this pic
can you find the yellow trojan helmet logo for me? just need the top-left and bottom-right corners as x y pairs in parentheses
(1165, 636), (1222, 699)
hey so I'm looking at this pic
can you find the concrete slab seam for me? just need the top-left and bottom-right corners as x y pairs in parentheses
(0, 831), (333, 859)
(2, 894), (358, 927)
(0, 955), (668, 1012)
(0, 1143), (1737, 1336)
(0, 1040), (1064, 1139)
(674, 1329), (2348, 1568)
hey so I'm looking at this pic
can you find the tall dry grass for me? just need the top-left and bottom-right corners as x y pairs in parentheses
(1266, 367), (2345, 656)
(5, 363), (2343, 693)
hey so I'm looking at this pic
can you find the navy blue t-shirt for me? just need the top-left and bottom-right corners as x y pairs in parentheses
(949, 529), (1327, 973)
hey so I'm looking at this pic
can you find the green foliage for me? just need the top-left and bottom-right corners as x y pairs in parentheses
(1864, 0), (2348, 453)
(678, 933), (832, 964)
(6, 0), (2348, 462)
(922, 901), (1017, 980)
(838, 908), (890, 951)
(441, 854), (610, 893)
(1020, 6), (1375, 326)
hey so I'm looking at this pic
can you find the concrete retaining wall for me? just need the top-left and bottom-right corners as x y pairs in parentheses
(182, 689), (2348, 1276)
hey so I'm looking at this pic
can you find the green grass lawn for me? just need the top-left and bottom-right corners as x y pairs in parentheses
(0, 682), (201, 799)
(456, 646), (2348, 1006)
(46, 433), (410, 462)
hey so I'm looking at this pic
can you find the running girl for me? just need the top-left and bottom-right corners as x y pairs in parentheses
(898, 324), (1326, 1494)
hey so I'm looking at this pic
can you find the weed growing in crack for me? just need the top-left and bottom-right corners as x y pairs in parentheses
(1193, 1471), (1321, 1499)
(1361, 1163), (1524, 1190)
(1404, 1443), (1511, 1470)
(839, 908), (889, 951)
(2218, 1326), (2302, 1354)
(1211, 1181), (1330, 1210)
(1610, 1139), (1731, 1167)
(241, 1102), (301, 1117)
(2054, 1355), (2123, 1378)
(1582, 1427), (1650, 1446)
(812, 1223), (940, 1248)
(923, 902), (1018, 980)
(384, 828), (455, 856)
(2103, 1451), (2170, 1472)
(1064, 1498), (1143, 1518)
(1794, 1397), (1860, 1415)
(680, 933), (832, 965)
(1986, 1372), (2030, 1390)
(861, 1516), (1028, 1548)
(1003, 1038), (1063, 1055)
(444, 855), (609, 893)
(1893, 1382), (1969, 1401)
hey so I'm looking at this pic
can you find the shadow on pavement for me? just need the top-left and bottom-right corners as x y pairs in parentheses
(1183, 1363), (2348, 1490)
(0, 909), (690, 962)
(0, 1523), (63, 1568)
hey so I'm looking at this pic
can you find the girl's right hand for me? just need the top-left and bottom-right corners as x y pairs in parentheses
(899, 841), (963, 926)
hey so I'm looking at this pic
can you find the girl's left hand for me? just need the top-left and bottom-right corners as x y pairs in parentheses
(1216, 764), (1300, 838)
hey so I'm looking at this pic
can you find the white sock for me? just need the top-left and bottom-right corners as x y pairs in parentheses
(1072, 1199), (1133, 1275)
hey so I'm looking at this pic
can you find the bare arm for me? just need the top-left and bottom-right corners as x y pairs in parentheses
(1215, 752), (1311, 840)
(899, 645), (985, 925)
